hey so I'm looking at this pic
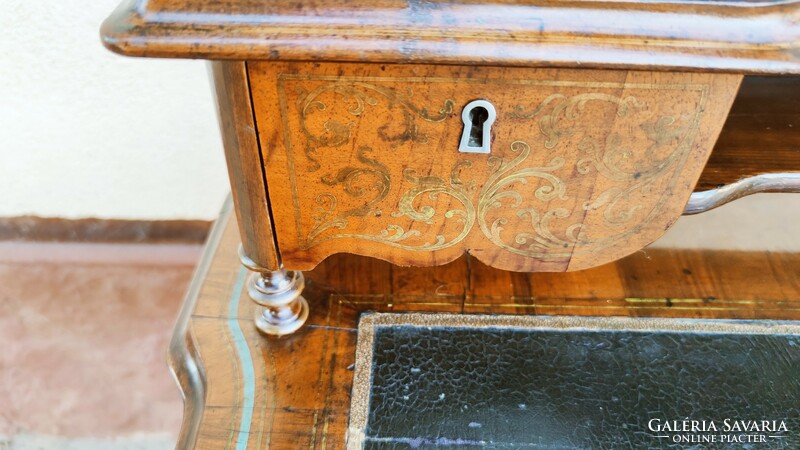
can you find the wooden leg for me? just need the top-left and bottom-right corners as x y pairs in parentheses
(239, 247), (309, 336)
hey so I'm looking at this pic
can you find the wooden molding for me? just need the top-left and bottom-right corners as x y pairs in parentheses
(166, 199), (232, 450)
(101, 0), (800, 74)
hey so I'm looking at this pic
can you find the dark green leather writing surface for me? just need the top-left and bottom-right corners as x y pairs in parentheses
(349, 315), (800, 449)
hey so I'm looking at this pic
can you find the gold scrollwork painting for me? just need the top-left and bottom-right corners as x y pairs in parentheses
(479, 91), (704, 259)
(294, 81), (455, 171)
(306, 149), (476, 251)
(274, 73), (711, 263)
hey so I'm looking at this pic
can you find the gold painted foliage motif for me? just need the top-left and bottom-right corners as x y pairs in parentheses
(477, 140), (578, 258)
(308, 146), (390, 242)
(295, 81), (455, 171)
(482, 91), (702, 258)
(291, 80), (706, 260)
(306, 155), (475, 250)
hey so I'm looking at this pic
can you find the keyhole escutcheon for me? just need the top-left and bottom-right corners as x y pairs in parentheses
(459, 99), (497, 154)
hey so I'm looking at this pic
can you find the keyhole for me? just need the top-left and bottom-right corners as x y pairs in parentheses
(459, 99), (496, 154)
(467, 107), (489, 147)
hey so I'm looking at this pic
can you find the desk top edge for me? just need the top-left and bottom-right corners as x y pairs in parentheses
(101, 0), (800, 74)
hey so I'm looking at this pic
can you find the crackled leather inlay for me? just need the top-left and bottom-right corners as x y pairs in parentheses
(348, 314), (800, 449)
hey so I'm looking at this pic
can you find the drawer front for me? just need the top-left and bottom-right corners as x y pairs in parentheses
(249, 63), (739, 271)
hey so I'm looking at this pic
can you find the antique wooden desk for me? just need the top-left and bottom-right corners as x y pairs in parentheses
(101, 2), (800, 446)
(168, 200), (800, 449)
(103, 0), (800, 337)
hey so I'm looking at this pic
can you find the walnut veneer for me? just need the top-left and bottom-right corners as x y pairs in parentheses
(103, 0), (800, 333)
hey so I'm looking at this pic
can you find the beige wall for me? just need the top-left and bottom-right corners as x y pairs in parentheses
(1, 1), (797, 250)
(650, 194), (800, 251)
(1, 1), (229, 220)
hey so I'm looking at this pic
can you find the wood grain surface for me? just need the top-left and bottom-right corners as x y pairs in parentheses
(211, 61), (280, 271)
(101, 0), (800, 74)
(169, 205), (800, 449)
(698, 76), (800, 191)
(250, 62), (740, 272)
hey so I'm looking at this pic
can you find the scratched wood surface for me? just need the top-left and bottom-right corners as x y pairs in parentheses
(169, 206), (800, 450)
(210, 61), (281, 271)
(101, 0), (800, 74)
(250, 62), (740, 272)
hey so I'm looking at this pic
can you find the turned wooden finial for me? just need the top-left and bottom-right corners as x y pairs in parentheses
(239, 247), (309, 336)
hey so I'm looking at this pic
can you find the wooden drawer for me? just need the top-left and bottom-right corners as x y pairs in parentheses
(249, 62), (740, 272)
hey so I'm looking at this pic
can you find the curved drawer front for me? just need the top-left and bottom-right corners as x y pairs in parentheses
(250, 63), (740, 271)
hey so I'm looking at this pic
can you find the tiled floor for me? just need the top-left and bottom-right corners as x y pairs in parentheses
(0, 242), (203, 450)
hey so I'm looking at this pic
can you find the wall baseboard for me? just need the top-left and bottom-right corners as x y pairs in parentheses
(0, 216), (211, 243)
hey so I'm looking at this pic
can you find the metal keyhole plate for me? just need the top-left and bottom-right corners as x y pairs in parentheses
(459, 99), (497, 154)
